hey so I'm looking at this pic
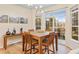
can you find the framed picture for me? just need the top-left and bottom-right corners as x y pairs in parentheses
(0, 15), (8, 23)
(19, 17), (28, 24)
(9, 16), (19, 23)
(19, 17), (25, 24)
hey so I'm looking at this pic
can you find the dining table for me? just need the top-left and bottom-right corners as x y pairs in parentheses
(22, 31), (58, 54)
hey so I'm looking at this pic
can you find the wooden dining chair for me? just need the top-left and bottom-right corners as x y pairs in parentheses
(24, 32), (39, 54)
(22, 32), (26, 51)
(28, 29), (39, 53)
(28, 29), (34, 32)
(42, 32), (55, 54)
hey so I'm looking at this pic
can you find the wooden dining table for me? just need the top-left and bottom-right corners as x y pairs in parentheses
(22, 31), (58, 54)
(31, 32), (50, 54)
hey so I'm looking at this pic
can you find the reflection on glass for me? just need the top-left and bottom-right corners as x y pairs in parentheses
(72, 27), (78, 40)
(72, 12), (78, 26)
(46, 18), (53, 31)
(71, 7), (78, 40)
(55, 28), (65, 40)
(35, 17), (41, 30)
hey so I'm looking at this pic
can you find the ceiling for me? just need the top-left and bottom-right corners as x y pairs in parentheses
(17, 4), (54, 9)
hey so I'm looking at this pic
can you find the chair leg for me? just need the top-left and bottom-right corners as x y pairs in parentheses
(45, 46), (47, 52)
(24, 48), (26, 54)
(33, 46), (35, 49)
(47, 46), (49, 54)
(52, 42), (55, 53)
(30, 46), (35, 54)
(30, 39), (32, 54)
(24, 43), (27, 54)
(24, 37), (27, 54)
(53, 45), (55, 53)
(30, 44), (32, 54)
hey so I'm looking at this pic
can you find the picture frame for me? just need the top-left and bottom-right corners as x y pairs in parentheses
(9, 16), (19, 23)
(0, 15), (8, 23)
(19, 17), (28, 24)
(0, 15), (28, 24)
(19, 17), (25, 24)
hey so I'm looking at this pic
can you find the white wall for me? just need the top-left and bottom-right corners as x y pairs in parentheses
(0, 4), (32, 48)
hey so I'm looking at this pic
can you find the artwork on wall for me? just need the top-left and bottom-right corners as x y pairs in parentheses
(19, 17), (25, 24)
(0, 15), (28, 24)
(9, 16), (19, 23)
(0, 15), (8, 23)
(19, 17), (28, 24)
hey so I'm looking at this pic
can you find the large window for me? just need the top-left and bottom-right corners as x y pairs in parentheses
(71, 5), (79, 40)
(45, 8), (66, 40)
(46, 18), (53, 31)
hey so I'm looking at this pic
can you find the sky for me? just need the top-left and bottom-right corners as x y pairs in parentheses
(45, 8), (66, 22)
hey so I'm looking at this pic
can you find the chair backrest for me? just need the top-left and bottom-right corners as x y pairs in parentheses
(22, 32), (26, 42)
(48, 32), (54, 45)
(23, 32), (31, 44)
(25, 32), (31, 40)
(28, 29), (34, 32)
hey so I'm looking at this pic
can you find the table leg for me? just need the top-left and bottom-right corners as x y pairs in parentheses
(55, 36), (58, 51)
(22, 36), (25, 51)
(38, 38), (42, 54)
(4, 37), (7, 50)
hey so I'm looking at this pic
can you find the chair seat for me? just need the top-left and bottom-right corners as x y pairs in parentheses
(42, 38), (48, 46)
(32, 39), (38, 45)
(42, 38), (48, 43)
(42, 43), (48, 46)
(27, 39), (38, 44)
